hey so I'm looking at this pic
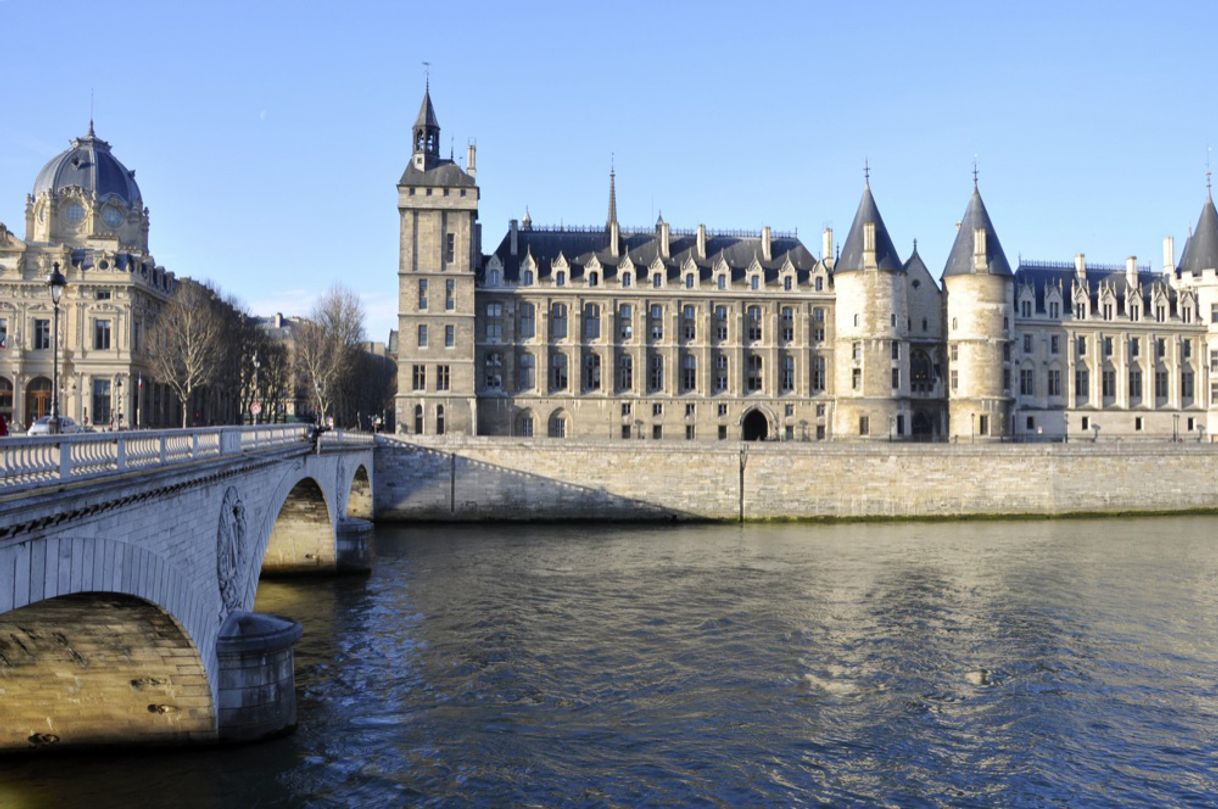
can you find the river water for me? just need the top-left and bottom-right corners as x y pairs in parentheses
(4, 518), (1218, 807)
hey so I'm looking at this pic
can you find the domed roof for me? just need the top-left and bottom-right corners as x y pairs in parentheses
(32, 123), (142, 207)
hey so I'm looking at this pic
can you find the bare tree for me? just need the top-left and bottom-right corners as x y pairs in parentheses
(295, 285), (365, 421)
(146, 280), (225, 427)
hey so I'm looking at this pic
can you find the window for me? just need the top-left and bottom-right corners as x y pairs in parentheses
(523, 269), (534, 285)
(746, 306), (762, 342)
(652, 424), (663, 439)
(445, 233), (455, 264)
(1184, 339), (1192, 359)
(1183, 371), (1195, 399)
(1135, 416), (1144, 432)
(649, 304), (664, 341)
(412, 365), (425, 390)
(93, 319), (111, 350)
(1155, 370), (1168, 399)
(520, 414), (535, 437)
(682, 305), (696, 340)
(1003, 343), (1011, 361)
(1129, 369), (1141, 401)
(781, 307), (794, 342)
(1156, 305), (1166, 323)
(685, 403), (696, 418)
(812, 307), (825, 342)
(750, 275), (759, 291)
(950, 344), (959, 362)
(1157, 338), (1166, 359)
(815, 276), (824, 291)
(551, 303), (568, 339)
(556, 271), (566, 287)
(519, 303), (535, 338)
(1075, 369), (1089, 398)
(413, 405), (424, 434)
(1102, 369), (1115, 398)
(717, 403), (728, 417)
(1023, 334), (1032, 353)
(617, 354), (633, 390)
(950, 370), (958, 392)
(1081, 416), (1090, 431)
(1020, 368), (1035, 396)
(714, 306), (728, 341)
(652, 403), (663, 417)
(1130, 337), (1139, 358)
(1050, 335), (1060, 354)
(1049, 301), (1060, 318)
(583, 353), (601, 391)
(488, 269), (501, 286)
(891, 341), (900, 360)
(93, 379), (111, 425)
(853, 367), (862, 391)
(652, 273), (662, 289)
(445, 325), (454, 347)
(549, 411), (568, 439)
(551, 353), (568, 390)
(1077, 336), (1086, 357)
(417, 324), (428, 347)
(685, 425), (696, 440)
(133, 321), (140, 353)
(746, 355), (763, 392)
(484, 352), (503, 389)
(717, 274), (726, 290)
(622, 403), (632, 417)
(685, 274), (694, 289)
(718, 425), (728, 440)
(1021, 300), (1032, 318)
(812, 356), (826, 392)
(859, 416), (869, 436)
(1183, 306), (1193, 324)
(436, 365), (450, 390)
(1103, 336), (1113, 357)
(1102, 303), (1113, 321)
(783, 275), (792, 291)
(518, 353), (535, 390)
(34, 319), (50, 350)
(891, 368), (900, 389)
(978, 415), (989, 436)
(589, 272), (598, 287)
(417, 279), (428, 309)
(649, 354), (664, 391)
(1130, 305), (1139, 322)
(1047, 369), (1061, 396)
(618, 304), (633, 341)
(95, 289), (111, 301)
(0, 317), (6, 349)
(713, 353), (728, 393)
(623, 272), (632, 288)
(445, 279), (455, 310)
(681, 353), (696, 391)
(781, 355), (795, 392)
(486, 302), (503, 340)
(584, 304), (601, 340)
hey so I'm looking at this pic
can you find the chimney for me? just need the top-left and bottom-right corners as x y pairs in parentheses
(510, 218), (518, 256)
(1074, 253), (1086, 281)
(1163, 235), (1175, 275)
(466, 143), (477, 179)
(1126, 256), (1138, 290)
(658, 216), (670, 260)
(821, 227), (833, 262)
(609, 220), (620, 259)
(275, 312), (284, 328)
(697, 224), (707, 260)
(761, 226), (772, 262)
(973, 227), (987, 271)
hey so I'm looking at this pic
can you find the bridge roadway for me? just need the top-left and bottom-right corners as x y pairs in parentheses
(0, 425), (375, 751)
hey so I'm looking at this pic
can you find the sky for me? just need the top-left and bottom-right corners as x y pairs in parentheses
(2, 1), (1217, 341)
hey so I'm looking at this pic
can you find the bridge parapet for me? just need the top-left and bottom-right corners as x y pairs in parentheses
(0, 425), (308, 494)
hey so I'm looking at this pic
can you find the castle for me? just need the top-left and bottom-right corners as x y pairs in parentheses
(394, 86), (1218, 443)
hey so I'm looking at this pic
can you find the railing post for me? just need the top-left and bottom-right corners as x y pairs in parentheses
(58, 439), (71, 480)
(160, 435), (168, 464)
(220, 428), (241, 455)
(192, 432), (200, 458)
(116, 434), (127, 471)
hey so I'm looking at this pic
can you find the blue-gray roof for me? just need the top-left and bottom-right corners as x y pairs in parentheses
(32, 125), (142, 207)
(942, 187), (1012, 278)
(1178, 196), (1218, 275)
(835, 184), (902, 273)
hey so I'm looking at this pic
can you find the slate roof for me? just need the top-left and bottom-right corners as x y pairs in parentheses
(399, 160), (476, 187)
(835, 184), (902, 273)
(487, 226), (821, 284)
(942, 187), (1012, 278)
(415, 87), (439, 130)
(33, 124), (142, 207)
(1178, 195), (1218, 275)
(1015, 260), (1176, 317)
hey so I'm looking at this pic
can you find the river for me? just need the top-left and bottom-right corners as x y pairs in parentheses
(3, 517), (1218, 807)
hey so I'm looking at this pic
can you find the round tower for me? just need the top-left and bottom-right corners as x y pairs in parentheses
(833, 179), (910, 439)
(943, 183), (1014, 441)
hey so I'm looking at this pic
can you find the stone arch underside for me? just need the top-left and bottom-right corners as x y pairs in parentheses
(0, 592), (214, 750)
(346, 464), (372, 520)
(261, 476), (335, 575)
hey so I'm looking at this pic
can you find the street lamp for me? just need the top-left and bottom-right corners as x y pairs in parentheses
(46, 263), (66, 434)
(252, 350), (261, 425)
(114, 375), (124, 430)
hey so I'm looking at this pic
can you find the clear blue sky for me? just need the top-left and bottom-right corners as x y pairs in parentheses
(2, 1), (1216, 340)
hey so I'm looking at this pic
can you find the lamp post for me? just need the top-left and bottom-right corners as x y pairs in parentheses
(252, 351), (261, 425)
(46, 263), (66, 434)
(115, 375), (124, 430)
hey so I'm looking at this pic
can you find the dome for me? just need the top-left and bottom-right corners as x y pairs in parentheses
(32, 123), (142, 207)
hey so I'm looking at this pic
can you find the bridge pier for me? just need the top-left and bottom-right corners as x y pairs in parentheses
(336, 517), (375, 572)
(215, 612), (304, 743)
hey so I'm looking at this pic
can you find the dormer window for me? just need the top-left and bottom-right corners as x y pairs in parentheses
(1183, 306), (1193, 324)
(717, 275), (726, 290)
(555, 271), (566, 287)
(1049, 301), (1059, 318)
(488, 269), (501, 287)
(1156, 305), (1165, 323)
(652, 273), (662, 289)
(814, 276), (823, 291)
(523, 269), (534, 285)
(685, 274), (694, 289)
(783, 276), (792, 291)
(1021, 300), (1031, 318)
(750, 275), (760, 291)
(588, 272), (598, 287)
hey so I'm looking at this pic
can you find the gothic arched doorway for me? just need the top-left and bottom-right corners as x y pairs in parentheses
(912, 409), (934, 440)
(742, 409), (768, 441)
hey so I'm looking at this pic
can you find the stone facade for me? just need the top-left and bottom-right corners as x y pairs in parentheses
(0, 124), (180, 431)
(394, 87), (1218, 443)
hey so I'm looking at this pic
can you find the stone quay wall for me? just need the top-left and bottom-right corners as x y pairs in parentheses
(373, 436), (1218, 522)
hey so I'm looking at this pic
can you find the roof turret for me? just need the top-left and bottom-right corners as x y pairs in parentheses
(835, 181), (902, 273)
(942, 185), (1012, 278)
(1178, 194), (1218, 275)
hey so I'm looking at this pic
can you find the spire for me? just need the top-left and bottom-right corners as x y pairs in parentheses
(943, 183), (1012, 278)
(1179, 189), (1218, 275)
(606, 156), (618, 228)
(836, 180), (902, 273)
(411, 72), (440, 169)
(863, 157), (870, 187)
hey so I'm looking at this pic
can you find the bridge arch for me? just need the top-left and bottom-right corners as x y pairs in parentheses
(0, 592), (214, 749)
(346, 463), (372, 520)
(258, 474), (336, 576)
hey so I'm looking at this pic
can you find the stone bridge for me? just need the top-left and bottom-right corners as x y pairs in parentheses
(0, 425), (374, 751)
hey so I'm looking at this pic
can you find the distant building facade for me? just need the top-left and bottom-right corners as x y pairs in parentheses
(0, 124), (179, 430)
(393, 87), (1218, 441)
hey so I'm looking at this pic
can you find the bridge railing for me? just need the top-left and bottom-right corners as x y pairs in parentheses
(0, 425), (309, 491)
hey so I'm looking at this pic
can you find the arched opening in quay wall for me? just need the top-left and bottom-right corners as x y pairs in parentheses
(346, 464), (373, 520)
(0, 593), (214, 751)
(262, 477), (335, 575)
(742, 409), (769, 441)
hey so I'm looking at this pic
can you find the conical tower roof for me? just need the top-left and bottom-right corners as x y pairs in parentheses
(942, 185), (1012, 278)
(836, 183), (902, 273)
(415, 85), (440, 130)
(1178, 194), (1218, 275)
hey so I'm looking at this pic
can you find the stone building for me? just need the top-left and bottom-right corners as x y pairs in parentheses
(0, 123), (179, 430)
(395, 86), (1216, 442)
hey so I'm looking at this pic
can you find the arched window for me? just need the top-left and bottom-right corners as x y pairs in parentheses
(583, 353), (601, 391)
(548, 409), (568, 439)
(681, 353), (697, 391)
(717, 274), (726, 290)
(523, 269), (534, 286)
(413, 404), (424, 435)
(435, 405), (445, 435)
(517, 411), (534, 437)
(746, 305), (762, 341)
(750, 275), (760, 290)
(911, 349), (933, 393)
(652, 273), (662, 288)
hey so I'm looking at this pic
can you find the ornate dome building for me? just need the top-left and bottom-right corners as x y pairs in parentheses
(0, 123), (179, 430)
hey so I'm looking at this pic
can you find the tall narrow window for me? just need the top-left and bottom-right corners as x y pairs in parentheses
(781, 307), (794, 342)
(93, 319), (112, 350)
(583, 304), (601, 340)
(649, 304), (664, 341)
(412, 364), (425, 390)
(583, 353), (601, 391)
(649, 354), (664, 391)
(486, 302), (503, 340)
(413, 405), (424, 434)
(417, 324), (428, 347)
(682, 305), (696, 340)
(436, 365), (450, 390)
(714, 305), (728, 341)
(781, 354), (795, 392)
(812, 355), (826, 392)
(484, 352), (503, 389)
(445, 233), (455, 264)
(445, 325), (454, 347)
(518, 353), (535, 390)
(34, 319), (50, 350)
(618, 304), (633, 341)
(417, 279), (428, 310)
(436, 405), (445, 435)
(713, 353), (728, 393)
(617, 353), (633, 391)
(682, 353), (697, 391)
(550, 353), (568, 390)
(551, 303), (567, 339)
(518, 302), (535, 338)
(746, 354), (763, 392)
(747, 305), (762, 342)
